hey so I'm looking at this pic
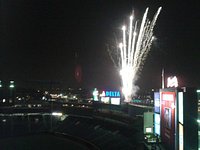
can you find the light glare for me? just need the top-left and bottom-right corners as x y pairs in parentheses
(119, 43), (123, 48)
(52, 112), (63, 116)
(122, 26), (126, 31)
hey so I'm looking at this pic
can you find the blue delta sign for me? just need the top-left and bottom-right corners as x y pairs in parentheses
(105, 91), (120, 97)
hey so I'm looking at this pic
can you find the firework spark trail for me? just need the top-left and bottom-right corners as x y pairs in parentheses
(116, 7), (162, 102)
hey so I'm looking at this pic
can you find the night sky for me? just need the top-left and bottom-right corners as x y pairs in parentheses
(0, 0), (200, 90)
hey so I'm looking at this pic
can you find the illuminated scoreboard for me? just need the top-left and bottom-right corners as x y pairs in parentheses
(99, 90), (121, 105)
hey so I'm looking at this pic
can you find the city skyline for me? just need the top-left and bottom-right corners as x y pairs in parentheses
(0, 0), (199, 90)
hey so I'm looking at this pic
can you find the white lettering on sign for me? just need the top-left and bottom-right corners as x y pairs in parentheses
(105, 91), (120, 97)
(100, 91), (106, 97)
(163, 94), (174, 101)
(167, 76), (178, 88)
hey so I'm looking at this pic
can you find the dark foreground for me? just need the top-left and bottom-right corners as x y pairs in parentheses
(0, 105), (148, 150)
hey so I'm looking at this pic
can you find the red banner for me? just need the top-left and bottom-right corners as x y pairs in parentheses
(161, 91), (176, 149)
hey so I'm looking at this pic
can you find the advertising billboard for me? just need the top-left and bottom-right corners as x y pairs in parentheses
(179, 123), (184, 150)
(154, 92), (160, 113)
(164, 107), (172, 129)
(154, 113), (161, 135)
(144, 112), (153, 134)
(100, 90), (121, 105)
(101, 97), (109, 104)
(110, 98), (120, 105)
(160, 91), (176, 149)
(178, 92), (183, 124)
(105, 91), (120, 97)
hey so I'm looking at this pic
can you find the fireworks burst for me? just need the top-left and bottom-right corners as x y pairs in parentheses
(108, 7), (162, 102)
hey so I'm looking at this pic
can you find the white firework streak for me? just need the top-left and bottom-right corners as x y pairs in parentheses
(117, 7), (162, 102)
